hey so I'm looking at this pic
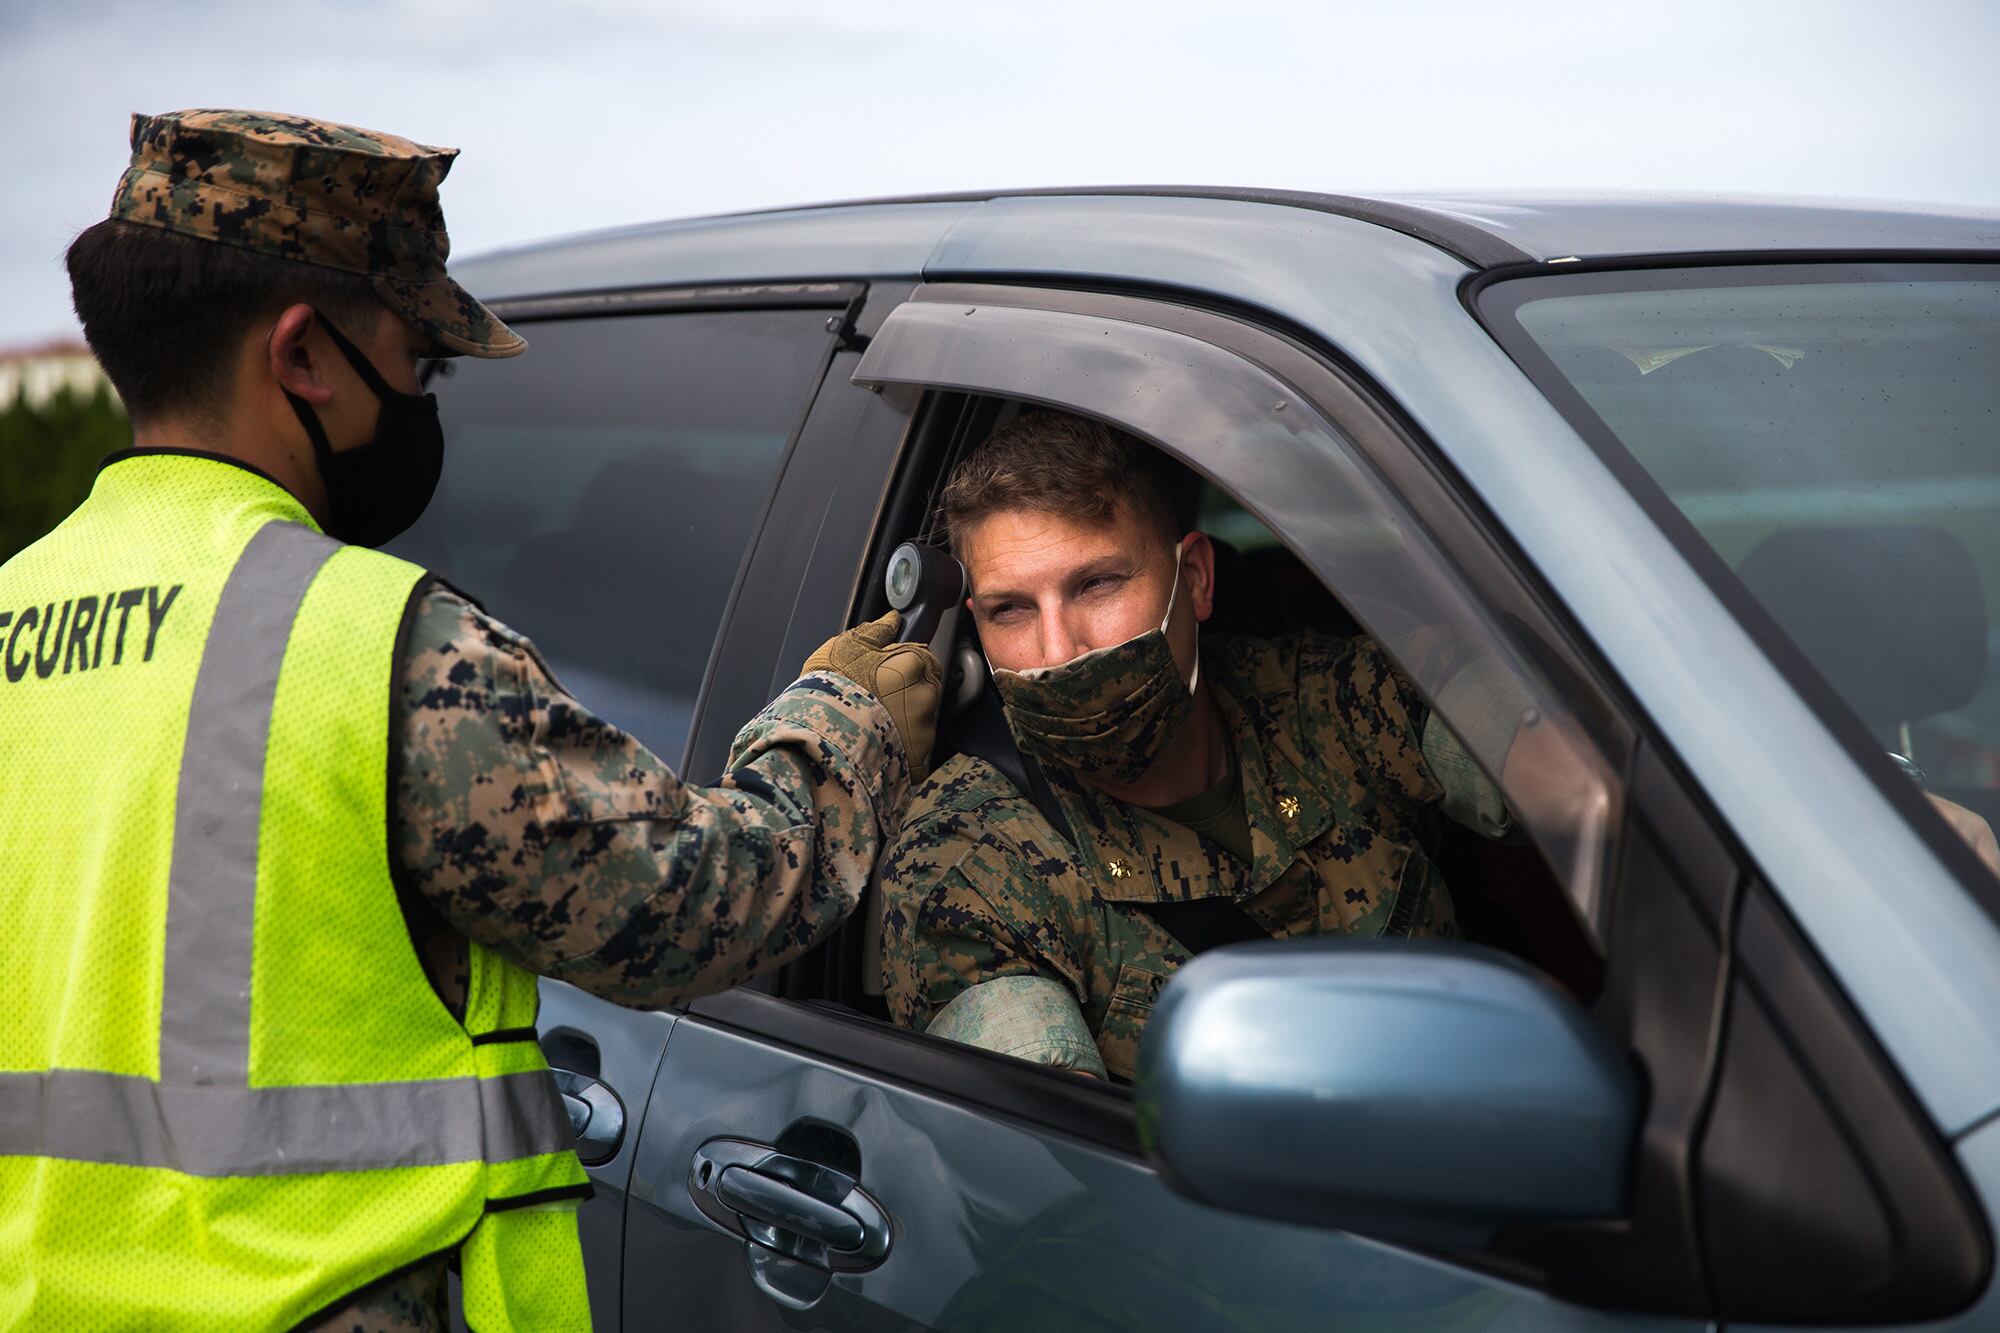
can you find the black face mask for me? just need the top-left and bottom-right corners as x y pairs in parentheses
(282, 315), (444, 548)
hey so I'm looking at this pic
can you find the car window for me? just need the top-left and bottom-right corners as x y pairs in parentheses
(1486, 266), (2000, 842)
(852, 291), (1632, 936)
(857, 389), (1616, 1081)
(1196, 482), (1607, 991)
(390, 309), (833, 766)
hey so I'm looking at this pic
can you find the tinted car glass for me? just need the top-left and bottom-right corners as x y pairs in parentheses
(1488, 265), (2000, 830)
(391, 310), (832, 764)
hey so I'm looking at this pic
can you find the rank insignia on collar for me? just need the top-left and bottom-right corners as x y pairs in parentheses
(1277, 794), (1302, 820)
(1107, 859), (1134, 879)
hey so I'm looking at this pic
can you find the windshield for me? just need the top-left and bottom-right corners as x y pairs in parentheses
(1484, 263), (2000, 847)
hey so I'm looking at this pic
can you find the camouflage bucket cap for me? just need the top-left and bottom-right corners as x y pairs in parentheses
(109, 109), (523, 358)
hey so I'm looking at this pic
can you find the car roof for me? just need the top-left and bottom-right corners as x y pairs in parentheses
(735, 186), (2000, 266)
(1371, 189), (2000, 263)
(456, 186), (2000, 300)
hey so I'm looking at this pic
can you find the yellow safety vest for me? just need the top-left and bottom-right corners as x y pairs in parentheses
(0, 453), (592, 1330)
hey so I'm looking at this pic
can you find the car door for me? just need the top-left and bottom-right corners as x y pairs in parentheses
(385, 287), (859, 1328)
(609, 281), (1738, 1330)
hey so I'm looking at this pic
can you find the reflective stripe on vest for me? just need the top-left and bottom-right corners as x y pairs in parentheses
(0, 1066), (567, 1175)
(0, 520), (571, 1176)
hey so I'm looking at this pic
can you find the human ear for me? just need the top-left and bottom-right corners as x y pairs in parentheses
(266, 304), (334, 406)
(1182, 530), (1217, 623)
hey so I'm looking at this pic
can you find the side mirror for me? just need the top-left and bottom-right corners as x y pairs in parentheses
(1136, 939), (1639, 1249)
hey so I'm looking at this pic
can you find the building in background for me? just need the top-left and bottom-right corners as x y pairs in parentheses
(0, 339), (114, 410)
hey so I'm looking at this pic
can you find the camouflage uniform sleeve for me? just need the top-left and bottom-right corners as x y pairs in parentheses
(1300, 632), (1446, 808)
(392, 586), (909, 1008)
(878, 777), (1086, 1033)
(925, 976), (1108, 1077)
(1308, 631), (1528, 838)
(1421, 654), (1535, 839)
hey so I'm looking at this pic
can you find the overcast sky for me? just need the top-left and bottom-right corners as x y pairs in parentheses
(4, 0), (1997, 349)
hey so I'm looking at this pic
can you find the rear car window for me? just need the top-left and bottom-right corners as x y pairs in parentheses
(391, 309), (832, 765)
(1483, 264), (2000, 838)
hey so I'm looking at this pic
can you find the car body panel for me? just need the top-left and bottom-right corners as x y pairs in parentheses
(1733, 1115), (2000, 1333)
(536, 980), (680, 1332)
(623, 1013), (1701, 1333)
(923, 193), (1482, 351)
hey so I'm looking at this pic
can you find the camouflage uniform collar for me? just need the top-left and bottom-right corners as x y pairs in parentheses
(1044, 641), (1333, 903)
(1046, 756), (1240, 904)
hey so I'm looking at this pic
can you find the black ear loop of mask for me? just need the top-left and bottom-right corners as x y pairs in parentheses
(280, 312), (446, 548)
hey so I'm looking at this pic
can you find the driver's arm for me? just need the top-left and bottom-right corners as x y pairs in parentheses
(879, 790), (1106, 1076)
(926, 974), (1105, 1078)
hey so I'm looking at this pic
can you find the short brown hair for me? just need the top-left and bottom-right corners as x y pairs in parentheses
(940, 410), (1179, 557)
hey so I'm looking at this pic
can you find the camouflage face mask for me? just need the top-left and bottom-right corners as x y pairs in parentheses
(992, 542), (1200, 787)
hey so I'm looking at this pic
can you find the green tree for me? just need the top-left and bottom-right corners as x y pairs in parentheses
(0, 384), (130, 562)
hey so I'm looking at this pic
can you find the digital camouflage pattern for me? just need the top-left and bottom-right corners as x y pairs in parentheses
(392, 586), (909, 1011)
(313, 1261), (449, 1332)
(110, 109), (522, 358)
(992, 619), (1195, 788)
(881, 631), (1459, 1082)
(309, 586), (912, 1330)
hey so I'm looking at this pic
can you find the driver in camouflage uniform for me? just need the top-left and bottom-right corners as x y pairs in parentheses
(879, 412), (1522, 1082)
(26, 109), (941, 1331)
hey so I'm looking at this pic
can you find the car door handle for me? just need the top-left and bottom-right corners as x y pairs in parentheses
(687, 1138), (892, 1272)
(715, 1166), (866, 1250)
(550, 1068), (624, 1165)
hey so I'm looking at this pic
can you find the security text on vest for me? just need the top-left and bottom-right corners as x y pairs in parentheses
(0, 586), (183, 684)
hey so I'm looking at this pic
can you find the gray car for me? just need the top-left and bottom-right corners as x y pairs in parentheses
(392, 188), (2000, 1330)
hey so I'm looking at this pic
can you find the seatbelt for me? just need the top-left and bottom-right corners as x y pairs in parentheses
(953, 686), (1077, 845)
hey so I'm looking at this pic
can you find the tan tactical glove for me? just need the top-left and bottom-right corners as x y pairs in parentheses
(803, 611), (943, 780)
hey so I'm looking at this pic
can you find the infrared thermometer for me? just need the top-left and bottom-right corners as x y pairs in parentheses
(884, 541), (966, 662)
